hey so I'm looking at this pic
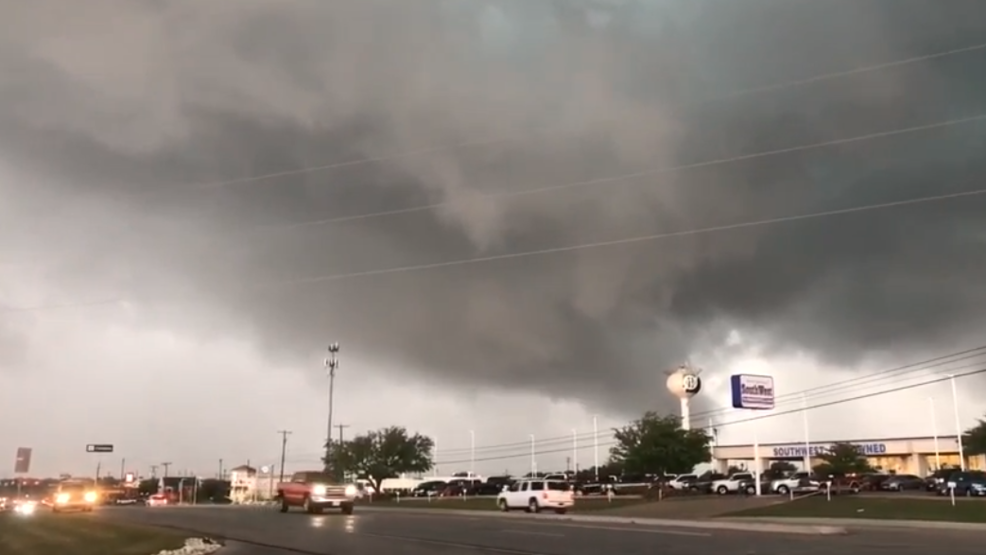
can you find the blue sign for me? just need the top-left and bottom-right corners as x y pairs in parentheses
(772, 443), (887, 458)
(730, 374), (775, 410)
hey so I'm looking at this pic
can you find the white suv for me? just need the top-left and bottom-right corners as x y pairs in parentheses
(497, 479), (574, 514)
(711, 472), (754, 495)
(667, 474), (698, 490)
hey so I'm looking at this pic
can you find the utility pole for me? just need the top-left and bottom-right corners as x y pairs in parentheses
(218, 459), (224, 480)
(277, 430), (292, 483)
(324, 342), (340, 473)
(335, 424), (350, 481)
(120, 458), (126, 481)
(161, 462), (172, 478)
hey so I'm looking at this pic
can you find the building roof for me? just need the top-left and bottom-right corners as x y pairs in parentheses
(230, 465), (256, 473)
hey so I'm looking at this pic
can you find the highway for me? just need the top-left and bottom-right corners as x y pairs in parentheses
(93, 505), (986, 555)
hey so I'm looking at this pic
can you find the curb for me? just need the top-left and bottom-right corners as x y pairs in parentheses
(726, 516), (986, 532)
(355, 506), (848, 535)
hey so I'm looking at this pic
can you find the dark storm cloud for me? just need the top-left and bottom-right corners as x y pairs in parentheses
(2, 0), (986, 414)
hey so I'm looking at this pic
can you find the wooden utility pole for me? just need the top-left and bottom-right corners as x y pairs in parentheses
(277, 430), (292, 483)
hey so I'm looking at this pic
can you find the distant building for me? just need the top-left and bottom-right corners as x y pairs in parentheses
(228, 464), (278, 503)
(713, 435), (985, 475)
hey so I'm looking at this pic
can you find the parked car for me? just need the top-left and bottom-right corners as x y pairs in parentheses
(938, 471), (986, 497)
(925, 468), (956, 492)
(496, 479), (574, 514)
(770, 471), (821, 495)
(409, 480), (447, 497)
(666, 474), (698, 490)
(712, 473), (754, 495)
(880, 474), (924, 491)
(690, 473), (726, 494)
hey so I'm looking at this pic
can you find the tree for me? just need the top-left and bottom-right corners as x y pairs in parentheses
(608, 412), (711, 475)
(962, 416), (986, 455)
(328, 426), (433, 492)
(812, 442), (874, 475)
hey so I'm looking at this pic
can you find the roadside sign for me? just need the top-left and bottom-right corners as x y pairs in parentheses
(730, 374), (775, 410)
(14, 447), (32, 474)
(86, 444), (114, 453)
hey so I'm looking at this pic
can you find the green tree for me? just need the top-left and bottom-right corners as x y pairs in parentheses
(962, 416), (986, 455)
(328, 426), (433, 492)
(608, 412), (711, 475)
(812, 442), (873, 475)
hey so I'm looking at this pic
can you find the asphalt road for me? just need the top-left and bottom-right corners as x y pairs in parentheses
(93, 506), (986, 555)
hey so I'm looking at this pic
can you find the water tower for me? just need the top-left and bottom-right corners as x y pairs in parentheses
(666, 364), (703, 430)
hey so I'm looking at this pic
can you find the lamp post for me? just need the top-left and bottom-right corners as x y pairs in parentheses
(324, 343), (340, 474)
(948, 375), (966, 471)
(529, 434), (536, 477)
(469, 430), (475, 477)
(928, 397), (941, 470)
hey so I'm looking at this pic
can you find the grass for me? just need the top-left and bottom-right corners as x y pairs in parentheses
(0, 511), (189, 555)
(726, 495), (986, 523)
(358, 496), (647, 513)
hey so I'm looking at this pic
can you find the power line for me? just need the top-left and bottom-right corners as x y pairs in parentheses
(281, 345), (986, 461)
(257, 113), (986, 233)
(179, 41), (986, 193)
(260, 185), (986, 287)
(426, 367), (986, 467)
(9, 182), (984, 316)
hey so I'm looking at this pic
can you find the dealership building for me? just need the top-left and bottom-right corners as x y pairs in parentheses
(711, 435), (985, 475)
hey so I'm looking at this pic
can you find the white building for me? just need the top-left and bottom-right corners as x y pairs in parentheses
(712, 435), (985, 475)
(228, 465), (280, 503)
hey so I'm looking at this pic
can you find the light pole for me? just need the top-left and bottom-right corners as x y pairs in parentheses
(949, 375), (966, 471)
(469, 430), (475, 477)
(324, 343), (340, 474)
(801, 392), (811, 470)
(571, 429), (578, 474)
(529, 434), (536, 477)
(592, 416), (599, 482)
(928, 397), (941, 470)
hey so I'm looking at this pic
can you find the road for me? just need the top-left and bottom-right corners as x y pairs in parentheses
(94, 506), (985, 555)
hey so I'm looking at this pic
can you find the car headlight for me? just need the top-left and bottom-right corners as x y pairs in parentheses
(55, 493), (70, 504)
(84, 492), (97, 503)
(344, 485), (357, 497)
(312, 485), (327, 495)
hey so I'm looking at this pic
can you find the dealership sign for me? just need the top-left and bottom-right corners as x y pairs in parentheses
(772, 442), (888, 458)
(730, 374), (775, 410)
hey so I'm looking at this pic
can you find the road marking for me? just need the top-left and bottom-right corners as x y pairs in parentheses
(358, 532), (553, 555)
(501, 529), (566, 537)
(516, 522), (711, 537)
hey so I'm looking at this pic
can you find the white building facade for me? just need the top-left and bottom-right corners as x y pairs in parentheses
(712, 435), (985, 475)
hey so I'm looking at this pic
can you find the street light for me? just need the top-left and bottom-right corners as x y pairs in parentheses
(324, 343), (340, 474)
(469, 430), (475, 477)
(571, 429), (578, 474)
(928, 397), (941, 470)
(529, 434), (536, 477)
(948, 375), (966, 471)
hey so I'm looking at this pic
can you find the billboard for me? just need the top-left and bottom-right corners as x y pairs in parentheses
(14, 447), (32, 474)
(730, 374), (775, 410)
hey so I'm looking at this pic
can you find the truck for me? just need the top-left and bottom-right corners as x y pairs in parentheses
(275, 471), (357, 514)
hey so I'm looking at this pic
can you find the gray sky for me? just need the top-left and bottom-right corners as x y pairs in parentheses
(1, 0), (985, 478)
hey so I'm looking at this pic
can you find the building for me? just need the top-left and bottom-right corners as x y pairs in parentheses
(712, 435), (985, 475)
(228, 464), (280, 503)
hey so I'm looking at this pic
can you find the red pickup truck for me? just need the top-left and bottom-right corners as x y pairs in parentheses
(276, 471), (357, 514)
